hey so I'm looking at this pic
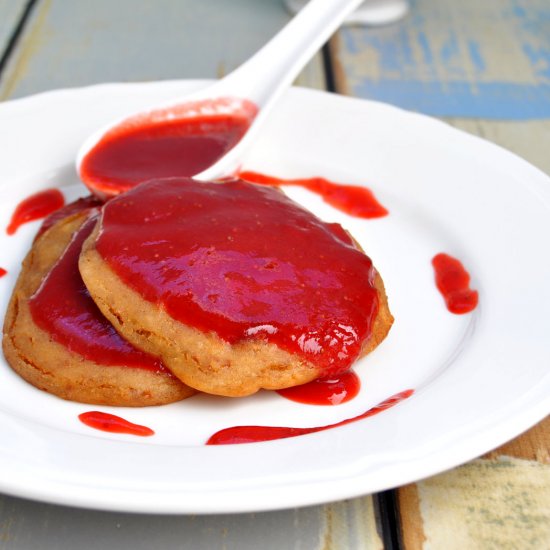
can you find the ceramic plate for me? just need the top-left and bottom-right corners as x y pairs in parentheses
(0, 81), (549, 514)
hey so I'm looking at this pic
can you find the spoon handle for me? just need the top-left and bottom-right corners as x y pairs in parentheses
(213, 0), (364, 106)
(194, 0), (364, 180)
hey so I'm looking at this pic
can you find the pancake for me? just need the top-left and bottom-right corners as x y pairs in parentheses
(2, 208), (194, 406)
(79, 177), (393, 397)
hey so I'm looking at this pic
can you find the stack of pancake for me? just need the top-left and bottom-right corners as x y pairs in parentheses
(2, 178), (393, 406)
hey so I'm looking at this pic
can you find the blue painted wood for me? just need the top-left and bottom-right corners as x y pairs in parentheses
(335, 0), (550, 119)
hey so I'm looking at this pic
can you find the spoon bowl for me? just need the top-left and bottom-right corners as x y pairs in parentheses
(77, 0), (363, 196)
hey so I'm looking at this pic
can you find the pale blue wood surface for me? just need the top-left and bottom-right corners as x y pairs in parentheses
(0, 0), (324, 100)
(0, 0), (27, 55)
(0, 497), (323, 550)
(0, 494), (383, 550)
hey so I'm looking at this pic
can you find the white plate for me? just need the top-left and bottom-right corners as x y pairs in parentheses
(0, 81), (549, 514)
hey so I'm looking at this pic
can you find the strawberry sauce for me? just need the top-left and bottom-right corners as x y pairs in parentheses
(207, 389), (414, 444)
(36, 195), (103, 240)
(79, 411), (154, 436)
(239, 171), (388, 219)
(432, 253), (478, 314)
(80, 97), (257, 198)
(277, 371), (360, 405)
(29, 213), (169, 372)
(6, 189), (65, 235)
(95, 177), (381, 376)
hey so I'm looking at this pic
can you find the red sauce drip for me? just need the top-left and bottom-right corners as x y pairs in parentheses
(36, 195), (103, 240)
(207, 389), (414, 444)
(96, 178), (380, 376)
(29, 213), (169, 372)
(80, 97), (258, 198)
(277, 371), (360, 405)
(239, 171), (388, 219)
(432, 253), (478, 314)
(0, 268), (7, 278)
(79, 411), (154, 436)
(6, 189), (65, 235)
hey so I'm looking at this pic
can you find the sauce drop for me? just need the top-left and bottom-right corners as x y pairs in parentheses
(80, 97), (258, 198)
(277, 371), (360, 405)
(79, 411), (154, 436)
(239, 171), (388, 219)
(29, 213), (170, 372)
(207, 389), (414, 444)
(6, 189), (65, 235)
(0, 268), (7, 278)
(96, 177), (381, 376)
(432, 253), (478, 314)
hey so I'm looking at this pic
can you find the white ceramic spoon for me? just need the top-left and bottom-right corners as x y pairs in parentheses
(77, 0), (364, 186)
(285, 0), (409, 26)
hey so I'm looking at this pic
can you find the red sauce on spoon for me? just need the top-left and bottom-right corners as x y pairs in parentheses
(207, 389), (414, 444)
(432, 253), (478, 314)
(79, 411), (154, 436)
(277, 370), (360, 405)
(6, 189), (65, 235)
(80, 97), (258, 197)
(239, 171), (388, 218)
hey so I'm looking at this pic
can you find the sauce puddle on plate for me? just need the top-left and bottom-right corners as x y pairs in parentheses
(79, 411), (154, 436)
(432, 253), (478, 314)
(207, 389), (414, 445)
(277, 370), (360, 405)
(6, 189), (65, 235)
(239, 171), (389, 219)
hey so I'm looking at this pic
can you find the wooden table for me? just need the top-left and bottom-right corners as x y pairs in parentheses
(0, 1), (549, 548)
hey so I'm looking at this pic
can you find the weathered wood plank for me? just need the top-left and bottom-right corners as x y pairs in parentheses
(398, 453), (550, 549)
(483, 415), (550, 464)
(0, 494), (382, 550)
(443, 117), (550, 176)
(320, 497), (384, 550)
(0, 0), (27, 57)
(0, 0), (324, 100)
(331, 0), (550, 119)
(398, 485), (426, 550)
(398, 418), (550, 549)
